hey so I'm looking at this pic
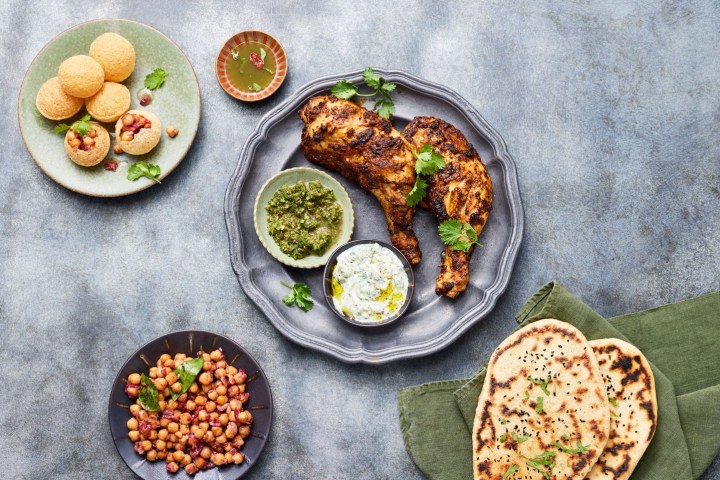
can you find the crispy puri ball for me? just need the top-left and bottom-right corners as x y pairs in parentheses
(58, 55), (105, 98)
(89, 33), (136, 82)
(86, 82), (131, 122)
(64, 124), (110, 167)
(35, 77), (84, 120)
(115, 109), (162, 155)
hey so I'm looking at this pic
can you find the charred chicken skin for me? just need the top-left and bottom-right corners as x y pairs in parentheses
(299, 96), (421, 265)
(402, 116), (493, 298)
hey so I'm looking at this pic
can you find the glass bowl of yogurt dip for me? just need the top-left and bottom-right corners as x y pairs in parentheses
(322, 240), (415, 327)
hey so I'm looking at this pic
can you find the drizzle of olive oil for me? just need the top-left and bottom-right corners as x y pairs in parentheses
(226, 42), (276, 93)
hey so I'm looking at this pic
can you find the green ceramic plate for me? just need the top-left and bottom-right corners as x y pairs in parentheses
(254, 168), (355, 269)
(18, 19), (201, 197)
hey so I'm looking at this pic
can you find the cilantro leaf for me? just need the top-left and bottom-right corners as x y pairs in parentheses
(138, 373), (160, 412)
(536, 396), (544, 414)
(380, 82), (396, 94)
(414, 144), (446, 175)
(529, 375), (552, 395)
(54, 123), (70, 134)
(331, 80), (358, 100)
(281, 281), (314, 312)
(249, 83), (262, 92)
(526, 460), (551, 480)
(260, 47), (267, 63)
(376, 98), (395, 119)
(127, 162), (161, 183)
(499, 418), (508, 425)
(171, 357), (204, 400)
(608, 396), (619, 408)
(405, 177), (428, 207)
(498, 433), (507, 442)
(511, 432), (530, 443)
(71, 114), (93, 136)
(550, 439), (590, 454)
(502, 465), (519, 480)
(238, 57), (248, 73)
(144, 68), (168, 90)
(362, 67), (381, 89)
(438, 219), (482, 252)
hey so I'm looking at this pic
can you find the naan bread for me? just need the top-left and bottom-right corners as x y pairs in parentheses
(586, 339), (657, 480)
(473, 319), (610, 480)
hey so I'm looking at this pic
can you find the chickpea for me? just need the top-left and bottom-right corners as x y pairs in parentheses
(215, 384), (227, 396)
(167, 422), (179, 433)
(199, 421), (209, 431)
(159, 353), (171, 363)
(130, 404), (141, 415)
(237, 411), (252, 424)
(215, 434), (227, 444)
(172, 450), (184, 462)
(167, 400), (178, 410)
(67, 130), (77, 141)
(157, 450), (168, 460)
(237, 384), (246, 394)
(232, 452), (244, 464)
(202, 361), (212, 371)
(128, 373), (141, 385)
(128, 430), (140, 442)
(146, 449), (158, 461)
(180, 412), (192, 425)
(202, 431), (215, 443)
(227, 366), (238, 376)
(217, 395), (228, 406)
(148, 430), (158, 440)
(163, 359), (174, 368)
(166, 462), (179, 473)
(198, 372), (212, 385)
(214, 368), (226, 379)
(137, 410), (149, 421)
(216, 360), (227, 370)
(121, 113), (134, 126)
(200, 446), (212, 459)
(211, 452), (225, 466)
(165, 372), (178, 385)
(194, 457), (207, 469)
(174, 431), (183, 441)
(68, 138), (82, 148)
(171, 382), (183, 393)
(160, 418), (171, 428)
(133, 114), (144, 124)
(234, 372), (247, 384)
(195, 428), (206, 440)
(185, 400), (196, 412)
(154, 378), (168, 391)
(195, 396), (207, 407)
(182, 454), (192, 467)
(210, 350), (223, 362)
(166, 125), (179, 138)
(211, 426), (223, 437)
(87, 128), (98, 139)
(239, 425), (251, 438)
(189, 382), (199, 394)
(158, 400), (167, 411)
(208, 390), (218, 401)
(185, 463), (198, 475)
(141, 440), (152, 452)
(197, 410), (208, 422)
(179, 424), (189, 435)
(156, 439), (166, 451)
(219, 413), (229, 426)
(120, 131), (134, 142)
(205, 401), (216, 413)
(127, 417), (139, 430)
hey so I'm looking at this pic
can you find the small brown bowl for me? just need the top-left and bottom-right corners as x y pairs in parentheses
(322, 240), (415, 328)
(216, 30), (288, 102)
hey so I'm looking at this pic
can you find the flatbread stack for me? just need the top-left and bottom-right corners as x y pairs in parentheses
(472, 319), (658, 480)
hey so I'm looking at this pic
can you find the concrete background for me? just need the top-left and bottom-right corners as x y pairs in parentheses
(1, 0), (718, 478)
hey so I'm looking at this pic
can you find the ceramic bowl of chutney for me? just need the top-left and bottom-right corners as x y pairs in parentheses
(253, 167), (355, 269)
(216, 30), (288, 101)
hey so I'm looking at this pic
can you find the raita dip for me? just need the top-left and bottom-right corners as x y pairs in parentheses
(331, 243), (408, 324)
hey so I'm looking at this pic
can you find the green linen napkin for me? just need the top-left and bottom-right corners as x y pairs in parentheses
(398, 281), (720, 480)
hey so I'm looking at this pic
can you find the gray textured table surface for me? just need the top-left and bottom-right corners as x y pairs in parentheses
(2, 1), (719, 479)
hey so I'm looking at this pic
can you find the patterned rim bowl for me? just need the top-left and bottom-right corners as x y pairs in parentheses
(215, 30), (288, 102)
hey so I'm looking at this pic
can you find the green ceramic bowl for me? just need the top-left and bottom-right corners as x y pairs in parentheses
(253, 168), (355, 269)
(18, 19), (201, 197)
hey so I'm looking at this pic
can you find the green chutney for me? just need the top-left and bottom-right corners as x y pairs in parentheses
(265, 181), (342, 259)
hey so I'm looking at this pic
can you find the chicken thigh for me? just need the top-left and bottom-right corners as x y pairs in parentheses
(402, 116), (493, 297)
(299, 96), (421, 265)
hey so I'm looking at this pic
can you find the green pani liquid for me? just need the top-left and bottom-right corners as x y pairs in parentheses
(226, 42), (276, 93)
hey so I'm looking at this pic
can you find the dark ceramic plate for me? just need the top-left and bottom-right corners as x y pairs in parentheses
(224, 68), (524, 364)
(108, 331), (272, 479)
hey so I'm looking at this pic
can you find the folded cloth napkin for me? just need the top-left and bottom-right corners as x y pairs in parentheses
(398, 281), (720, 480)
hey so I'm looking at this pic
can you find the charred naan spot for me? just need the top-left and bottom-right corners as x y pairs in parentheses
(475, 400), (494, 450)
(621, 368), (642, 386)
(590, 419), (607, 441)
(545, 336), (552, 344)
(489, 375), (516, 395)
(607, 441), (634, 456)
(612, 355), (633, 373)
(576, 387), (588, 395)
(639, 402), (656, 440)
(571, 457), (587, 474)
(476, 461), (491, 474)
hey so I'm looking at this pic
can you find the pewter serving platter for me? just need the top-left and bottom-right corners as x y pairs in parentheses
(224, 68), (524, 364)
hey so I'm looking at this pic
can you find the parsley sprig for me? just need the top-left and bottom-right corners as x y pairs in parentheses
(281, 281), (314, 312)
(54, 114), (92, 136)
(438, 219), (482, 252)
(331, 67), (396, 118)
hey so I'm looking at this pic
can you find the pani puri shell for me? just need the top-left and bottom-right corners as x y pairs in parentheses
(115, 109), (162, 155)
(86, 82), (131, 122)
(89, 33), (136, 82)
(58, 55), (105, 98)
(64, 124), (110, 167)
(35, 77), (83, 120)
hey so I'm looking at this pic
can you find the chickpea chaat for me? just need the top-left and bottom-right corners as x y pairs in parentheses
(124, 348), (252, 475)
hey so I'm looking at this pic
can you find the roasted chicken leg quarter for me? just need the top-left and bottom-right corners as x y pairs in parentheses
(402, 116), (493, 297)
(299, 96), (421, 265)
